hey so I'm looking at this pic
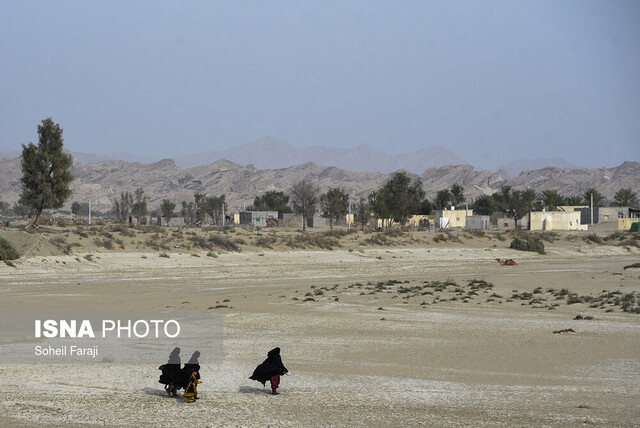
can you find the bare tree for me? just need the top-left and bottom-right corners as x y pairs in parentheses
(160, 199), (176, 225)
(131, 188), (148, 223)
(113, 191), (133, 222)
(290, 179), (318, 231)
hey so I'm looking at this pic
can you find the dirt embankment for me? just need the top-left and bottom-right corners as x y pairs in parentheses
(2, 224), (639, 262)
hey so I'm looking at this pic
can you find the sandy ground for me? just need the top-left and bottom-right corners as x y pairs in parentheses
(1, 241), (639, 427)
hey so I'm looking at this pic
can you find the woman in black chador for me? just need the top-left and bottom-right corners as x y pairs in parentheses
(249, 347), (290, 395)
(158, 347), (181, 397)
(182, 351), (201, 381)
(174, 351), (201, 389)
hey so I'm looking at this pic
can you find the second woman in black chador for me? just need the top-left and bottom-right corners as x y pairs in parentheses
(158, 347), (181, 397)
(249, 347), (289, 395)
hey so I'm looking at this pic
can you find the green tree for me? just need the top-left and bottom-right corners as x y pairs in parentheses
(382, 171), (425, 226)
(583, 188), (605, 207)
(541, 189), (565, 210)
(247, 191), (292, 213)
(131, 188), (148, 223)
(319, 187), (349, 229)
(12, 202), (33, 218)
(355, 197), (371, 230)
(450, 183), (465, 207)
(612, 188), (638, 207)
(368, 188), (391, 230)
(160, 199), (176, 224)
(202, 195), (226, 225)
(471, 194), (496, 216)
(19, 118), (74, 228)
(113, 191), (133, 222)
(418, 199), (434, 215)
(290, 179), (318, 231)
(501, 186), (538, 229)
(564, 195), (583, 206)
(434, 189), (452, 210)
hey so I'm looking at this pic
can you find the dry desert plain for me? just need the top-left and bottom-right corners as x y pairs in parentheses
(0, 226), (639, 427)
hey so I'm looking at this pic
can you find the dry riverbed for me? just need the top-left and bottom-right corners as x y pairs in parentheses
(1, 241), (639, 427)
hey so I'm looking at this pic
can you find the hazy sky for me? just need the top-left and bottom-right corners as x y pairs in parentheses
(1, 1), (639, 169)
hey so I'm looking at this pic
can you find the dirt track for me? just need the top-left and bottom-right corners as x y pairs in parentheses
(1, 244), (639, 427)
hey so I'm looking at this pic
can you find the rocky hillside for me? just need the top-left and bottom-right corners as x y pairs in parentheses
(0, 157), (638, 213)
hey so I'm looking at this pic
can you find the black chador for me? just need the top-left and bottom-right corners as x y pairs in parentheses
(159, 347), (181, 396)
(183, 351), (201, 381)
(249, 347), (289, 393)
(175, 351), (201, 390)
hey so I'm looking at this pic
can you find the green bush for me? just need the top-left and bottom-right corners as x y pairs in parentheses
(0, 237), (20, 260)
(510, 236), (545, 254)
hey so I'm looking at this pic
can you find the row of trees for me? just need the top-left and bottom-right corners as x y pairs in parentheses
(10, 118), (640, 230)
(471, 187), (638, 216)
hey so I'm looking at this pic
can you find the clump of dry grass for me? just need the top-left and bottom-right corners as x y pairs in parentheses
(360, 234), (391, 246)
(208, 234), (242, 252)
(94, 238), (114, 250)
(323, 229), (357, 239)
(0, 237), (19, 261)
(510, 236), (545, 254)
(537, 231), (559, 243)
(283, 233), (340, 250)
(255, 235), (277, 249)
(583, 234), (603, 244)
(111, 224), (136, 237)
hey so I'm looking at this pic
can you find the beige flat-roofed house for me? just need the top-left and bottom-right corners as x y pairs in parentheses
(529, 210), (587, 231)
(434, 209), (472, 228)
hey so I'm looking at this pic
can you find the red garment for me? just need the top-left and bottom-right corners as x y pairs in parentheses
(270, 375), (280, 392)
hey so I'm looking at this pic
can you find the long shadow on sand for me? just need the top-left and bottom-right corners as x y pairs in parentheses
(238, 385), (270, 394)
(143, 387), (174, 397)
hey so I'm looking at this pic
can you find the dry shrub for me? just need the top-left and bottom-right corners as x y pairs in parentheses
(284, 233), (340, 250)
(111, 224), (136, 237)
(583, 234), (603, 244)
(208, 234), (241, 252)
(360, 234), (391, 246)
(0, 237), (19, 260)
(94, 238), (114, 250)
(510, 236), (545, 254)
(323, 229), (357, 239)
(255, 235), (276, 249)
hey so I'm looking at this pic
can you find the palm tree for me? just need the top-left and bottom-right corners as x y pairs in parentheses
(583, 188), (605, 207)
(541, 189), (565, 210)
(612, 188), (638, 207)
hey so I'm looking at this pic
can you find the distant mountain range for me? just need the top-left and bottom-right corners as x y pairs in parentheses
(496, 157), (582, 178)
(1, 152), (638, 213)
(0, 137), (584, 176)
(172, 137), (467, 173)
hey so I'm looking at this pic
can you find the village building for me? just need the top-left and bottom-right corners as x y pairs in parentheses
(529, 210), (587, 231)
(235, 211), (279, 227)
(433, 208), (472, 228)
(408, 215), (434, 229)
(617, 207), (640, 230)
(465, 215), (490, 230)
(495, 216), (529, 229)
(576, 206), (635, 224)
